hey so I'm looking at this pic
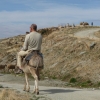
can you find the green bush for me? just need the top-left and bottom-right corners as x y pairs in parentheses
(70, 78), (77, 83)
(0, 85), (3, 88)
(97, 82), (100, 86)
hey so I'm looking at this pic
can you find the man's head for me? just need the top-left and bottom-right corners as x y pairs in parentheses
(30, 24), (37, 32)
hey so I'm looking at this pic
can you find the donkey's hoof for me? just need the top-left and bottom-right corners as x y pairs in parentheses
(36, 92), (39, 95)
(26, 90), (30, 92)
(23, 89), (26, 91)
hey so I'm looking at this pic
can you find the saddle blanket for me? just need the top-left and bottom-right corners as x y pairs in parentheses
(25, 51), (43, 61)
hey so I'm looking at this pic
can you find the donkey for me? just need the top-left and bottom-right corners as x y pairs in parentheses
(6, 64), (16, 72)
(0, 64), (6, 72)
(20, 51), (43, 95)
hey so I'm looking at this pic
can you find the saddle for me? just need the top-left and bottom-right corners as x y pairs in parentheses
(23, 50), (44, 69)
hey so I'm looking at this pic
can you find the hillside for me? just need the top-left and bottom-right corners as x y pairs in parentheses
(0, 26), (100, 87)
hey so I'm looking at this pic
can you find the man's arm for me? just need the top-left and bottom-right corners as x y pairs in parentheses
(21, 34), (29, 51)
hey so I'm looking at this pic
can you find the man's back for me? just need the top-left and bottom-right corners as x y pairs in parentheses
(27, 31), (42, 51)
(22, 31), (42, 51)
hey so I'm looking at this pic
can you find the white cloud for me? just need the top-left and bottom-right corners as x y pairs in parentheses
(0, 6), (100, 22)
(0, 4), (100, 38)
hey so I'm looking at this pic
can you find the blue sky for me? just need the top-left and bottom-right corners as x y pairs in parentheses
(0, 0), (100, 39)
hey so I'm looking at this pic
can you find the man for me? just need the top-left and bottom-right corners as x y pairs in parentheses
(91, 22), (93, 26)
(16, 24), (42, 73)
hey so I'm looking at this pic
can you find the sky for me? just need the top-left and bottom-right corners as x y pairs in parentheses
(0, 0), (100, 39)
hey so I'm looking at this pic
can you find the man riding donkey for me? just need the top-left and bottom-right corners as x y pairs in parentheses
(16, 24), (43, 94)
(16, 24), (43, 75)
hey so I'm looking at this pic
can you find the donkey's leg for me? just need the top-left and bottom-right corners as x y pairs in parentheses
(29, 68), (39, 94)
(37, 69), (40, 80)
(33, 84), (36, 93)
(23, 73), (27, 91)
(34, 79), (39, 95)
(23, 82), (26, 91)
(24, 73), (30, 92)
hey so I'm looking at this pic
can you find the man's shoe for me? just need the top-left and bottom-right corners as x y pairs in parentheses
(15, 69), (24, 74)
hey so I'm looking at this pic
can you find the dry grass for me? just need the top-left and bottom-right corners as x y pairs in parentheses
(0, 89), (30, 100)
(94, 30), (100, 38)
(1, 26), (100, 84)
(41, 27), (100, 83)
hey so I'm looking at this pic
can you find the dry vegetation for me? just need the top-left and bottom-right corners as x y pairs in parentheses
(94, 30), (100, 38)
(0, 89), (30, 100)
(0, 89), (50, 100)
(0, 26), (100, 87)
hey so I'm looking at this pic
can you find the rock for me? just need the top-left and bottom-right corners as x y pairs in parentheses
(90, 42), (96, 49)
(79, 51), (86, 55)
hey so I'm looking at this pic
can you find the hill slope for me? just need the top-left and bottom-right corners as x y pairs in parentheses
(0, 27), (100, 85)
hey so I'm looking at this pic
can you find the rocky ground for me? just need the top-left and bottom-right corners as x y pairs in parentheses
(41, 27), (100, 85)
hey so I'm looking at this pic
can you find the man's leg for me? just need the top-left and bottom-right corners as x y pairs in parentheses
(16, 50), (29, 74)
(17, 50), (29, 69)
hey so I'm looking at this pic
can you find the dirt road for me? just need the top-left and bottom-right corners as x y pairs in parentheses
(0, 74), (100, 100)
(74, 28), (100, 40)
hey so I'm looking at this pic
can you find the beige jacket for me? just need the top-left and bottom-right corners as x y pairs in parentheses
(22, 31), (42, 51)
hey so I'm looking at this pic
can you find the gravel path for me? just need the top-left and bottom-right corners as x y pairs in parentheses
(0, 74), (100, 100)
(74, 28), (100, 40)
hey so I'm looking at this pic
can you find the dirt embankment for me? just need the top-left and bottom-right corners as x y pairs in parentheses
(1, 27), (100, 100)
(41, 27), (100, 83)
(0, 27), (100, 85)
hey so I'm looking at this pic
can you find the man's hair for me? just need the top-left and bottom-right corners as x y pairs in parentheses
(30, 24), (37, 31)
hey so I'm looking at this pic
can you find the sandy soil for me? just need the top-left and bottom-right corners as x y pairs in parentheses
(74, 28), (100, 40)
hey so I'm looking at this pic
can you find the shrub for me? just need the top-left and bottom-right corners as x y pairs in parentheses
(70, 78), (77, 83)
